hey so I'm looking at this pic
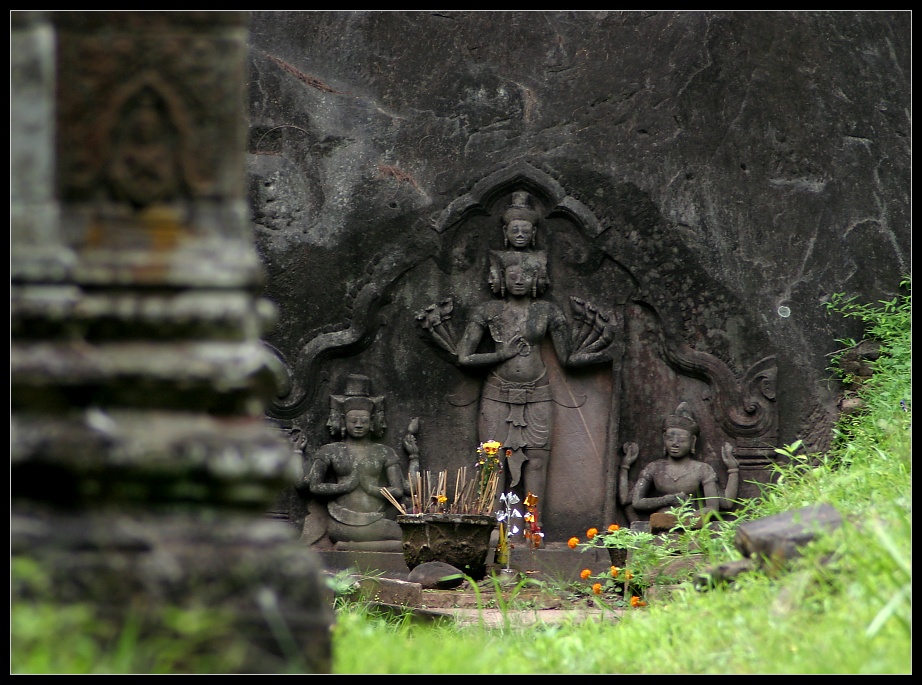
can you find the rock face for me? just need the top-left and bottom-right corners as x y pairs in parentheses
(248, 11), (910, 541)
(11, 11), (333, 673)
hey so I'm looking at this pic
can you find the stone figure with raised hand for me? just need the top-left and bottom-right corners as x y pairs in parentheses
(298, 374), (411, 551)
(619, 402), (739, 521)
(417, 191), (620, 528)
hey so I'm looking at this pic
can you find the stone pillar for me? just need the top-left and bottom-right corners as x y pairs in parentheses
(11, 11), (333, 673)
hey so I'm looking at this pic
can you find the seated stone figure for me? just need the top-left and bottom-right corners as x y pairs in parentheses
(299, 374), (407, 551)
(620, 402), (739, 522)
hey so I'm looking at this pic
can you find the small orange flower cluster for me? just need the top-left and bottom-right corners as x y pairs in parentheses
(569, 524), (621, 550)
(569, 523), (648, 607)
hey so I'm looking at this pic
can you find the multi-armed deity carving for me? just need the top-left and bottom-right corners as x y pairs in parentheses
(416, 191), (621, 528)
(265, 163), (781, 543)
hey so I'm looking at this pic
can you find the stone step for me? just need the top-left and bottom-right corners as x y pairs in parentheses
(316, 542), (614, 584)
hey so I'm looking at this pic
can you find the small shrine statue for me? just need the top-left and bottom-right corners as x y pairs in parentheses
(620, 402), (739, 520)
(299, 374), (410, 551)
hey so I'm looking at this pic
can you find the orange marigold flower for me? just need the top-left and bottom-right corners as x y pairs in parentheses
(624, 570), (634, 581)
(631, 596), (647, 608)
(592, 583), (603, 595)
(608, 524), (620, 532)
(567, 537), (580, 549)
(580, 568), (592, 580)
(587, 527), (599, 539)
(610, 566), (619, 578)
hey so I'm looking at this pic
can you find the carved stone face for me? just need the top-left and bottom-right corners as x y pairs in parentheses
(663, 427), (695, 459)
(344, 409), (372, 439)
(505, 219), (535, 249)
(504, 264), (535, 297)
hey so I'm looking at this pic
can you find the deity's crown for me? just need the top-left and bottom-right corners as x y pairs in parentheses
(501, 190), (540, 226)
(663, 402), (700, 436)
(333, 374), (381, 414)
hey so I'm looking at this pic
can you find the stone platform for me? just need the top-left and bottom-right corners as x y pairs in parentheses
(319, 545), (631, 628)
(315, 542), (613, 584)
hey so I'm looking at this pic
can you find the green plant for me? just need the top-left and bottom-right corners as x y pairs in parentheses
(568, 523), (665, 601)
(568, 497), (739, 602)
(825, 277), (911, 391)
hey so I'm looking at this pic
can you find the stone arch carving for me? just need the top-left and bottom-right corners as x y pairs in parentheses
(432, 160), (603, 238)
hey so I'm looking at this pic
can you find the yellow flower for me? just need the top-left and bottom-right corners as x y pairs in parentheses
(610, 566), (619, 578)
(567, 537), (580, 549)
(608, 524), (620, 532)
(587, 527), (599, 540)
(482, 440), (502, 455)
(592, 583), (603, 595)
(624, 570), (633, 581)
(437, 495), (448, 504)
(580, 568), (592, 580)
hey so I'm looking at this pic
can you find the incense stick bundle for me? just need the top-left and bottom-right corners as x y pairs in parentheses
(401, 464), (501, 516)
(379, 487), (407, 515)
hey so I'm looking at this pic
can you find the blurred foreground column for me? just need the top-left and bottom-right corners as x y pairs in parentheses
(11, 11), (333, 673)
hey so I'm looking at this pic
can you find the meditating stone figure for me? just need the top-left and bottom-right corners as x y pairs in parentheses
(299, 374), (408, 551)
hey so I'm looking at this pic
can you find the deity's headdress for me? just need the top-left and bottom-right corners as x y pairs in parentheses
(663, 402), (700, 436)
(327, 374), (386, 438)
(501, 190), (541, 228)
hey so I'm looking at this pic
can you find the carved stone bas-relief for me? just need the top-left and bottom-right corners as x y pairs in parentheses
(263, 163), (781, 541)
(298, 374), (408, 551)
(620, 402), (739, 522)
(416, 191), (620, 528)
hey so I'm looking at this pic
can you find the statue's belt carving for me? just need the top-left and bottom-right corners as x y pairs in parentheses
(482, 380), (553, 405)
(328, 500), (384, 526)
(481, 376), (585, 408)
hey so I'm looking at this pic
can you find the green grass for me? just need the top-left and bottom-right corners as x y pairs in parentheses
(11, 278), (911, 673)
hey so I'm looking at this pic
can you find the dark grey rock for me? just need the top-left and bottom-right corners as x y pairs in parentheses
(408, 561), (467, 589)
